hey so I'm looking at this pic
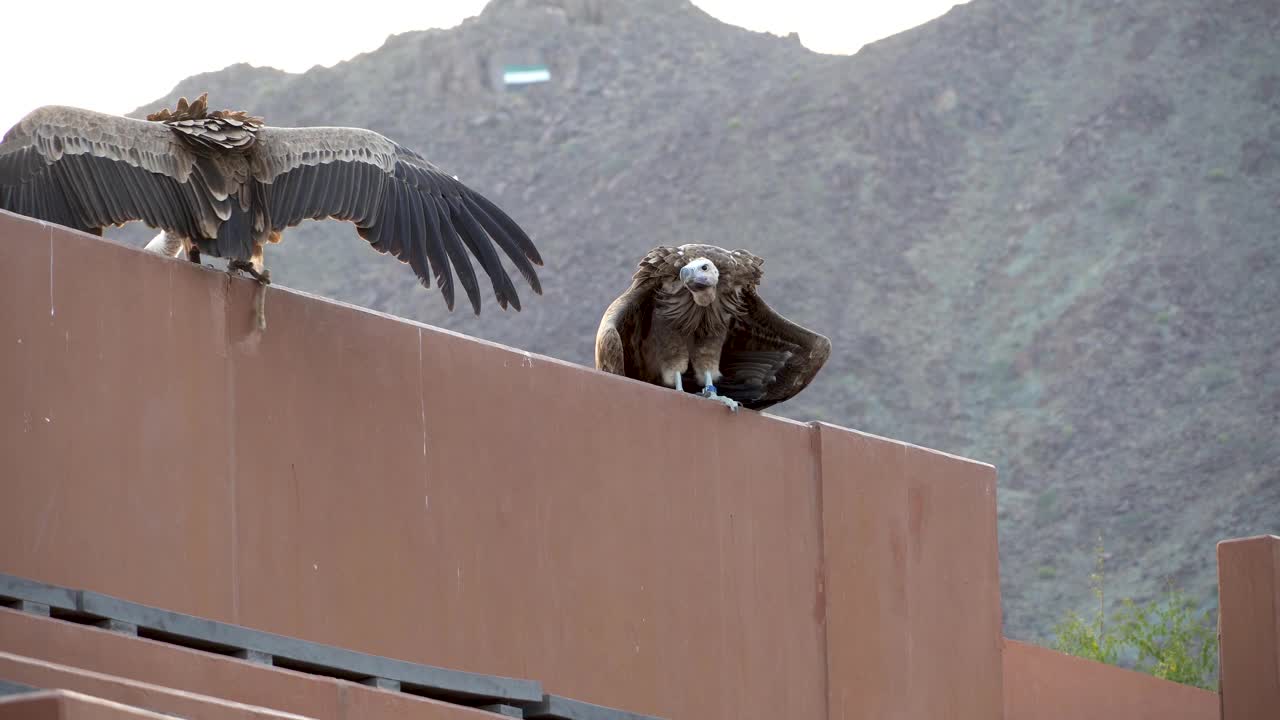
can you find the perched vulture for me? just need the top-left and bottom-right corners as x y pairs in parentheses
(595, 243), (830, 412)
(0, 94), (543, 328)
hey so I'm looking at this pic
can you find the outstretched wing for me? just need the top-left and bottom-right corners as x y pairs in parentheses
(252, 126), (542, 315)
(0, 105), (233, 240)
(697, 287), (831, 411)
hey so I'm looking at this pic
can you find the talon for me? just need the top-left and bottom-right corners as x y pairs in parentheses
(698, 386), (740, 412)
(229, 259), (271, 285)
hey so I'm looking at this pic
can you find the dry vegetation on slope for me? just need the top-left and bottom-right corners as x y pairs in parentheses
(109, 0), (1280, 641)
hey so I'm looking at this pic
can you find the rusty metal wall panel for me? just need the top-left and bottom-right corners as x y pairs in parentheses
(1217, 534), (1280, 719)
(0, 213), (237, 620)
(816, 424), (1004, 720)
(1002, 639), (1219, 720)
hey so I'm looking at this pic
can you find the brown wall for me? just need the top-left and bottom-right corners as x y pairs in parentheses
(1217, 535), (1280, 719)
(0, 211), (1003, 720)
(2, 211), (1256, 720)
(1002, 640), (1219, 720)
(818, 424), (1004, 719)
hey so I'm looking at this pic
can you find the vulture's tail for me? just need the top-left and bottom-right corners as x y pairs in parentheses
(197, 201), (257, 260)
(683, 350), (793, 406)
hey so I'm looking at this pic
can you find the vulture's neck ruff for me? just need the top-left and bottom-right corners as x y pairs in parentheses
(655, 278), (748, 338)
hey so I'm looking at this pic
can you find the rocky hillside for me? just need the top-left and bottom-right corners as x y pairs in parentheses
(109, 0), (1280, 641)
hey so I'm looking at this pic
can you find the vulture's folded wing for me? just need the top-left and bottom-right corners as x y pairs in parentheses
(252, 126), (542, 315)
(594, 277), (657, 378)
(0, 106), (228, 239)
(708, 288), (831, 411)
(595, 245), (683, 377)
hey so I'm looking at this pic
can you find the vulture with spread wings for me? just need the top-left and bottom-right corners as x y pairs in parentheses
(595, 244), (830, 412)
(0, 94), (543, 328)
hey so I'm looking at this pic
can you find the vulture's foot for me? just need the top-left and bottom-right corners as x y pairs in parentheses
(228, 259), (271, 285)
(699, 385), (740, 413)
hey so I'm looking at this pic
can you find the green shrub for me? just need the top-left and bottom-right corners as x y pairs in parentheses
(1049, 537), (1123, 665)
(1048, 537), (1218, 690)
(1113, 589), (1219, 689)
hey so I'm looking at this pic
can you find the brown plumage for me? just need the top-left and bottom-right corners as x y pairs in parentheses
(0, 94), (543, 325)
(144, 94), (264, 154)
(595, 243), (830, 412)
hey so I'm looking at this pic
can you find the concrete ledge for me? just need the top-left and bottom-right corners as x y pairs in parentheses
(522, 695), (665, 720)
(1, 599), (50, 616)
(0, 608), (530, 720)
(0, 575), (77, 613)
(0, 599), (667, 720)
(84, 589), (543, 704)
(0, 679), (39, 697)
(2, 573), (542, 705)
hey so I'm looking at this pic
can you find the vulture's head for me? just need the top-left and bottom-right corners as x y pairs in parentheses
(679, 256), (721, 307)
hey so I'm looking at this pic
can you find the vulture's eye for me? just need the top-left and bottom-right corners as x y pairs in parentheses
(701, 264), (710, 271)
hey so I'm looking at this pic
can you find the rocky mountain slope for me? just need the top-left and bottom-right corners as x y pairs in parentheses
(108, 0), (1280, 641)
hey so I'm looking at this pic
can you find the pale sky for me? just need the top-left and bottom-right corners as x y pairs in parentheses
(0, 0), (966, 134)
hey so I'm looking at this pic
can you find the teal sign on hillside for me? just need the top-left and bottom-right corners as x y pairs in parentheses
(502, 64), (551, 85)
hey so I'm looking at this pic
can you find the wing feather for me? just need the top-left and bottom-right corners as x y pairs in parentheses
(718, 288), (831, 411)
(464, 195), (542, 294)
(448, 194), (518, 310)
(0, 106), (211, 237)
(253, 126), (541, 315)
(419, 191), (455, 308)
(434, 195), (483, 314)
(402, 190), (432, 287)
(373, 175), (403, 256)
(463, 187), (543, 266)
